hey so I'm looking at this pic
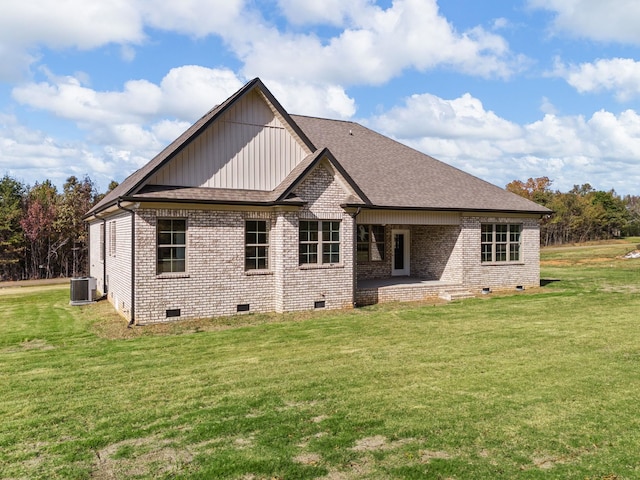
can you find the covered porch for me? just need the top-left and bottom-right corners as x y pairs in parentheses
(354, 209), (471, 306)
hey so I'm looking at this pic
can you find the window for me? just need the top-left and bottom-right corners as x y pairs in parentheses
(357, 224), (385, 261)
(481, 224), (521, 263)
(157, 219), (186, 274)
(245, 220), (269, 270)
(99, 223), (105, 262)
(109, 222), (116, 257)
(299, 220), (340, 265)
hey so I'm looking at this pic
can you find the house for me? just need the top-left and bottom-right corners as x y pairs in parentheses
(85, 78), (551, 325)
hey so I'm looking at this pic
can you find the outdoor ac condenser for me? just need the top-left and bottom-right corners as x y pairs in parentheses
(70, 277), (97, 305)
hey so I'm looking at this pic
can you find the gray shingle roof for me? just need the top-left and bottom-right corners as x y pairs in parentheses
(86, 79), (550, 217)
(291, 115), (549, 214)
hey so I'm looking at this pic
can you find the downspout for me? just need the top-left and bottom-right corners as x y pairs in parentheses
(102, 218), (107, 294)
(349, 207), (362, 308)
(117, 199), (136, 326)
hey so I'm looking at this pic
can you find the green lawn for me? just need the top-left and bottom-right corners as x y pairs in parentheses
(2, 241), (640, 479)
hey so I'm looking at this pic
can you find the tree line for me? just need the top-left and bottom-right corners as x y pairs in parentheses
(507, 177), (640, 246)
(0, 174), (117, 281)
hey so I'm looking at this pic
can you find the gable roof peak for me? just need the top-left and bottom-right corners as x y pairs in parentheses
(86, 77), (315, 216)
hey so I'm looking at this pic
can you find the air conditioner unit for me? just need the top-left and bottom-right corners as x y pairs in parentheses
(70, 277), (97, 305)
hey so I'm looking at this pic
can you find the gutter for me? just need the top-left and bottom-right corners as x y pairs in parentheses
(117, 199), (136, 326)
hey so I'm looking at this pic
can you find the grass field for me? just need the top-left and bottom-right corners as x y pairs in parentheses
(1, 240), (640, 479)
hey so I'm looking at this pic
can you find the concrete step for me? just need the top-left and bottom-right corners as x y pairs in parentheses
(439, 290), (475, 301)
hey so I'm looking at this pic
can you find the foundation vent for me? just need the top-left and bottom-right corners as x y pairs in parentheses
(237, 304), (250, 312)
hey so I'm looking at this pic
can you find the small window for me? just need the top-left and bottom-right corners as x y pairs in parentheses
(481, 224), (522, 263)
(109, 221), (117, 257)
(299, 220), (340, 265)
(99, 223), (105, 262)
(357, 225), (385, 261)
(157, 219), (187, 274)
(245, 220), (269, 270)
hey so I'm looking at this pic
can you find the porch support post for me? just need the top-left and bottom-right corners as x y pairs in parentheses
(348, 207), (361, 307)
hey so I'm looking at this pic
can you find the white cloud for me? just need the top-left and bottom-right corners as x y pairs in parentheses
(540, 96), (557, 115)
(240, 0), (523, 85)
(158, 66), (244, 120)
(0, 114), (111, 189)
(528, 0), (640, 44)
(0, 0), (523, 89)
(276, 0), (374, 26)
(267, 80), (356, 119)
(370, 90), (640, 193)
(12, 67), (243, 132)
(138, 0), (244, 37)
(370, 92), (521, 140)
(553, 57), (640, 101)
(0, 0), (244, 81)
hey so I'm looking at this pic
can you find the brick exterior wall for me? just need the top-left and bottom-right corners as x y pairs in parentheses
(125, 160), (355, 324)
(134, 208), (277, 324)
(278, 162), (355, 312)
(89, 175), (541, 323)
(461, 215), (541, 292)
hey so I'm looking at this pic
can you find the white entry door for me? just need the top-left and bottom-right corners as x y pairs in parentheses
(391, 229), (410, 276)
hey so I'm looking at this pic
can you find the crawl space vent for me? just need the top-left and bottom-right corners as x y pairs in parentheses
(166, 309), (181, 318)
(237, 304), (250, 312)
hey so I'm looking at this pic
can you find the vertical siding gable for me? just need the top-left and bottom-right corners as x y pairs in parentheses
(147, 90), (308, 191)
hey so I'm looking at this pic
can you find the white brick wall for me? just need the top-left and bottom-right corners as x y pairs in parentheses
(129, 161), (356, 324)
(88, 171), (541, 323)
(461, 215), (541, 291)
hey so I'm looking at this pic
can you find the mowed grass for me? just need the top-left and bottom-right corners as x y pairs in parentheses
(1, 241), (640, 479)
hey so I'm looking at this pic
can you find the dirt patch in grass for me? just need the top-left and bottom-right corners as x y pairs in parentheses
(532, 455), (564, 470)
(91, 436), (193, 479)
(2, 338), (56, 353)
(420, 450), (452, 463)
(293, 452), (322, 465)
(351, 435), (387, 452)
(20, 339), (55, 350)
(351, 436), (417, 452)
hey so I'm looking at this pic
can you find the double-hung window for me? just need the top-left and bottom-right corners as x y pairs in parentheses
(356, 224), (385, 261)
(299, 220), (340, 265)
(157, 219), (187, 274)
(245, 220), (269, 270)
(481, 224), (522, 263)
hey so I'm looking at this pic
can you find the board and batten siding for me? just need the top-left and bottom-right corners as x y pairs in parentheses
(148, 90), (309, 191)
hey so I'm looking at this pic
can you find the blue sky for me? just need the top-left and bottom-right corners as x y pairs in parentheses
(2, 0), (640, 196)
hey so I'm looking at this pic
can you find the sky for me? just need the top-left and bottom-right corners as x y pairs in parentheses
(2, 0), (640, 197)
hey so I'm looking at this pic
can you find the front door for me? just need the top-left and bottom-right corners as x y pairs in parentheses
(391, 229), (410, 276)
